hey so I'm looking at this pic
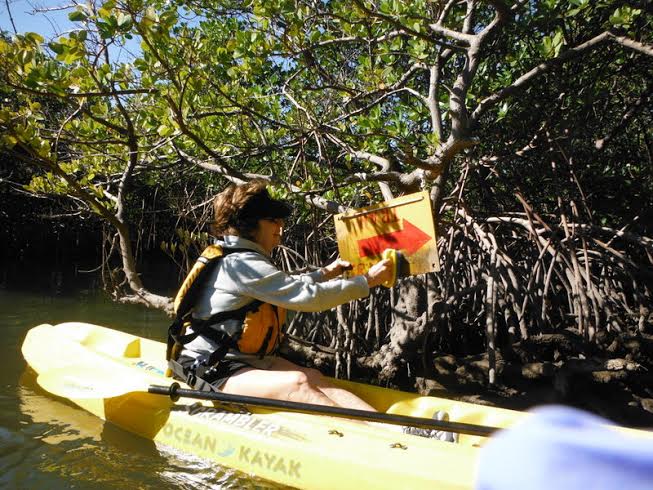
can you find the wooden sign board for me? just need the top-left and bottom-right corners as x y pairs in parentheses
(334, 191), (440, 278)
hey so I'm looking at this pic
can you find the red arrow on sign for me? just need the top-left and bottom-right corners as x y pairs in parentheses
(357, 219), (431, 258)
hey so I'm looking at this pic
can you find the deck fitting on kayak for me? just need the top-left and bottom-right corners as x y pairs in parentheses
(328, 429), (344, 437)
(168, 382), (181, 401)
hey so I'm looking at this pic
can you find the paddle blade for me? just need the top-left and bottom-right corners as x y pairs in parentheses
(37, 366), (174, 439)
(37, 366), (150, 400)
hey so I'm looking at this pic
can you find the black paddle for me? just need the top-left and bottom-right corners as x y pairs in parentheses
(149, 382), (498, 437)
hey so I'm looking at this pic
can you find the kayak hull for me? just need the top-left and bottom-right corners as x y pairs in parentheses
(22, 322), (523, 489)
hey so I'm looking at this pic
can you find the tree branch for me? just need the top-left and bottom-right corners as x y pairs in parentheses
(609, 33), (653, 57)
(165, 94), (247, 181)
(595, 81), (652, 150)
(4, 0), (18, 34)
(471, 31), (651, 123)
(4, 80), (156, 98)
(351, 0), (465, 48)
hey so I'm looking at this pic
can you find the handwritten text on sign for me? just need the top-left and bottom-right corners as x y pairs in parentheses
(334, 191), (440, 278)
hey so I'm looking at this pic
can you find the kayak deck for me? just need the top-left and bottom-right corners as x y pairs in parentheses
(22, 322), (524, 489)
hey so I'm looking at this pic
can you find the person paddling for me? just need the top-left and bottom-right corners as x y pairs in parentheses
(167, 180), (393, 411)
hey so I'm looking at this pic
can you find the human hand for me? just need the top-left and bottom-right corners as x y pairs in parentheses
(364, 258), (394, 288)
(321, 258), (353, 280)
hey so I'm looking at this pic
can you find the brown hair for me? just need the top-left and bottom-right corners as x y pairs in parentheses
(210, 180), (291, 238)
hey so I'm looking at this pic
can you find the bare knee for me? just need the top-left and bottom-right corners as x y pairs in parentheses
(224, 369), (315, 401)
(286, 370), (311, 394)
(284, 370), (334, 405)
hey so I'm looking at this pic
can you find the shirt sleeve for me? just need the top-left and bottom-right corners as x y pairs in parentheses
(222, 252), (369, 312)
(289, 269), (326, 284)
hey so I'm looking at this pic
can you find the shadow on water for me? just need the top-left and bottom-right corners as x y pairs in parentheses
(0, 288), (283, 490)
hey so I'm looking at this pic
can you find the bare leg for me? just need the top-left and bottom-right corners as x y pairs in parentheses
(221, 365), (336, 406)
(276, 357), (377, 411)
(221, 357), (376, 411)
(318, 386), (377, 411)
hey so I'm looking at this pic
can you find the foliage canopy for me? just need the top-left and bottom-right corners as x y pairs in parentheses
(1, 0), (652, 381)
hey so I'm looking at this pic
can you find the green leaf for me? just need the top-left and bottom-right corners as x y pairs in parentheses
(90, 102), (109, 116)
(540, 30), (564, 58)
(609, 7), (641, 28)
(69, 10), (87, 22)
(48, 42), (65, 55)
(25, 32), (44, 45)
(157, 124), (174, 137)
(116, 13), (133, 29)
(497, 101), (509, 121)
(20, 49), (34, 65)
(1, 134), (18, 148)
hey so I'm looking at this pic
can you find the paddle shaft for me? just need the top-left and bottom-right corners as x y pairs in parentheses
(148, 383), (497, 437)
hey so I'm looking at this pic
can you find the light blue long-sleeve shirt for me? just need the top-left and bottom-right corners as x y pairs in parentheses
(182, 235), (369, 364)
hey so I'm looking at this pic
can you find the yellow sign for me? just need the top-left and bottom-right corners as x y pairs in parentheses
(334, 191), (440, 278)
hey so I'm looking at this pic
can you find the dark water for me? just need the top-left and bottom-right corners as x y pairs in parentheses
(0, 289), (279, 489)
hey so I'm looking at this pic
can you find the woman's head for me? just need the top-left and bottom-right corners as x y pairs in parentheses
(211, 180), (292, 245)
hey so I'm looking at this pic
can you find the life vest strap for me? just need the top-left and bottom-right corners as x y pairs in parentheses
(166, 246), (255, 364)
(255, 326), (275, 358)
(166, 245), (285, 375)
(168, 358), (222, 393)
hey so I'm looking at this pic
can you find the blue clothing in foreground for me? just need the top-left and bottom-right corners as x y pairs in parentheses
(476, 405), (653, 490)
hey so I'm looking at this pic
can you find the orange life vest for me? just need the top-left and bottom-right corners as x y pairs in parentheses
(166, 245), (286, 376)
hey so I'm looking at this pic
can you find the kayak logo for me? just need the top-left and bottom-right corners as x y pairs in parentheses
(239, 446), (301, 478)
(161, 422), (234, 458)
(187, 403), (280, 436)
(217, 445), (236, 457)
(133, 360), (165, 376)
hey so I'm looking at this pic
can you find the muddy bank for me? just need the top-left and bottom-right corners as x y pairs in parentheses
(417, 329), (653, 428)
(285, 328), (653, 428)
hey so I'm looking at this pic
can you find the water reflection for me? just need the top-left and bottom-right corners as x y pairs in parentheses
(16, 359), (284, 489)
(1, 290), (286, 490)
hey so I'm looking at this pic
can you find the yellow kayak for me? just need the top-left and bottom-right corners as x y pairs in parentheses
(22, 322), (525, 489)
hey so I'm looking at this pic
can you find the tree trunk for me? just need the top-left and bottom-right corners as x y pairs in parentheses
(372, 277), (426, 381)
(115, 221), (174, 314)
